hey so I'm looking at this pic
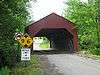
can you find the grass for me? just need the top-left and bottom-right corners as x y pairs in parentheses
(11, 55), (44, 75)
(0, 67), (11, 75)
(90, 55), (100, 59)
(39, 43), (50, 49)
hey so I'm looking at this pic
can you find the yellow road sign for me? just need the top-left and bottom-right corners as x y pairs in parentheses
(18, 34), (33, 47)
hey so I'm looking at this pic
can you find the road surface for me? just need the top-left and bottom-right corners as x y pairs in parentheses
(39, 54), (100, 75)
(33, 43), (51, 50)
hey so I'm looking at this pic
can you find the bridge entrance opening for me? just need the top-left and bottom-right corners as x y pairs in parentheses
(33, 28), (74, 53)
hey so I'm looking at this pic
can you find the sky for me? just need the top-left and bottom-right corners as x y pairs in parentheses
(28, 0), (66, 21)
(28, 0), (88, 21)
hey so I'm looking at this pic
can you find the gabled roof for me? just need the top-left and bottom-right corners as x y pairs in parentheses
(26, 13), (77, 36)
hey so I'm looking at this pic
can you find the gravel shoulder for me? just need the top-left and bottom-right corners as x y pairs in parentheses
(39, 54), (100, 75)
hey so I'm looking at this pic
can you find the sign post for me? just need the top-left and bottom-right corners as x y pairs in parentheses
(15, 33), (33, 66)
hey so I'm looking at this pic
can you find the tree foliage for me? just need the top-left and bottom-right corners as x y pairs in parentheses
(63, 0), (100, 55)
(0, 0), (29, 67)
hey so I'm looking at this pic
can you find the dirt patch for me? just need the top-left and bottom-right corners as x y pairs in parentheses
(38, 55), (63, 75)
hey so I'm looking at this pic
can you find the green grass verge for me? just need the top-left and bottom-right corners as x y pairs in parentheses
(90, 55), (100, 59)
(0, 67), (11, 75)
(80, 51), (100, 59)
(39, 43), (50, 49)
(11, 55), (44, 75)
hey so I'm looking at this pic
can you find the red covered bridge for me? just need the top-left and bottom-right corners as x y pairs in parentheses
(26, 13), (78, 52)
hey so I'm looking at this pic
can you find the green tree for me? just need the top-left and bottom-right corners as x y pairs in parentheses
(63, 0), (100, 55)
(95, 0), (100, 52)
(0, 0), (30, 67)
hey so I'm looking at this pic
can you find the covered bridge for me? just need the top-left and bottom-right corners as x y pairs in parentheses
(26, 13), (78, 52)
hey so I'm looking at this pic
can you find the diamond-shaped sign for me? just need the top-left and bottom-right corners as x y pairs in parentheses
(18, 34), (33, 47)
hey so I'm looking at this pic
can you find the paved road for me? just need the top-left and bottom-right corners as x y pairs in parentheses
(33, 43), (51, 50)
(39, 54), (100, 75)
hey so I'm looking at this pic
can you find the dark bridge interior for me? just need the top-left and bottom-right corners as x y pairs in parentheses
(33, 28), (74, 54)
